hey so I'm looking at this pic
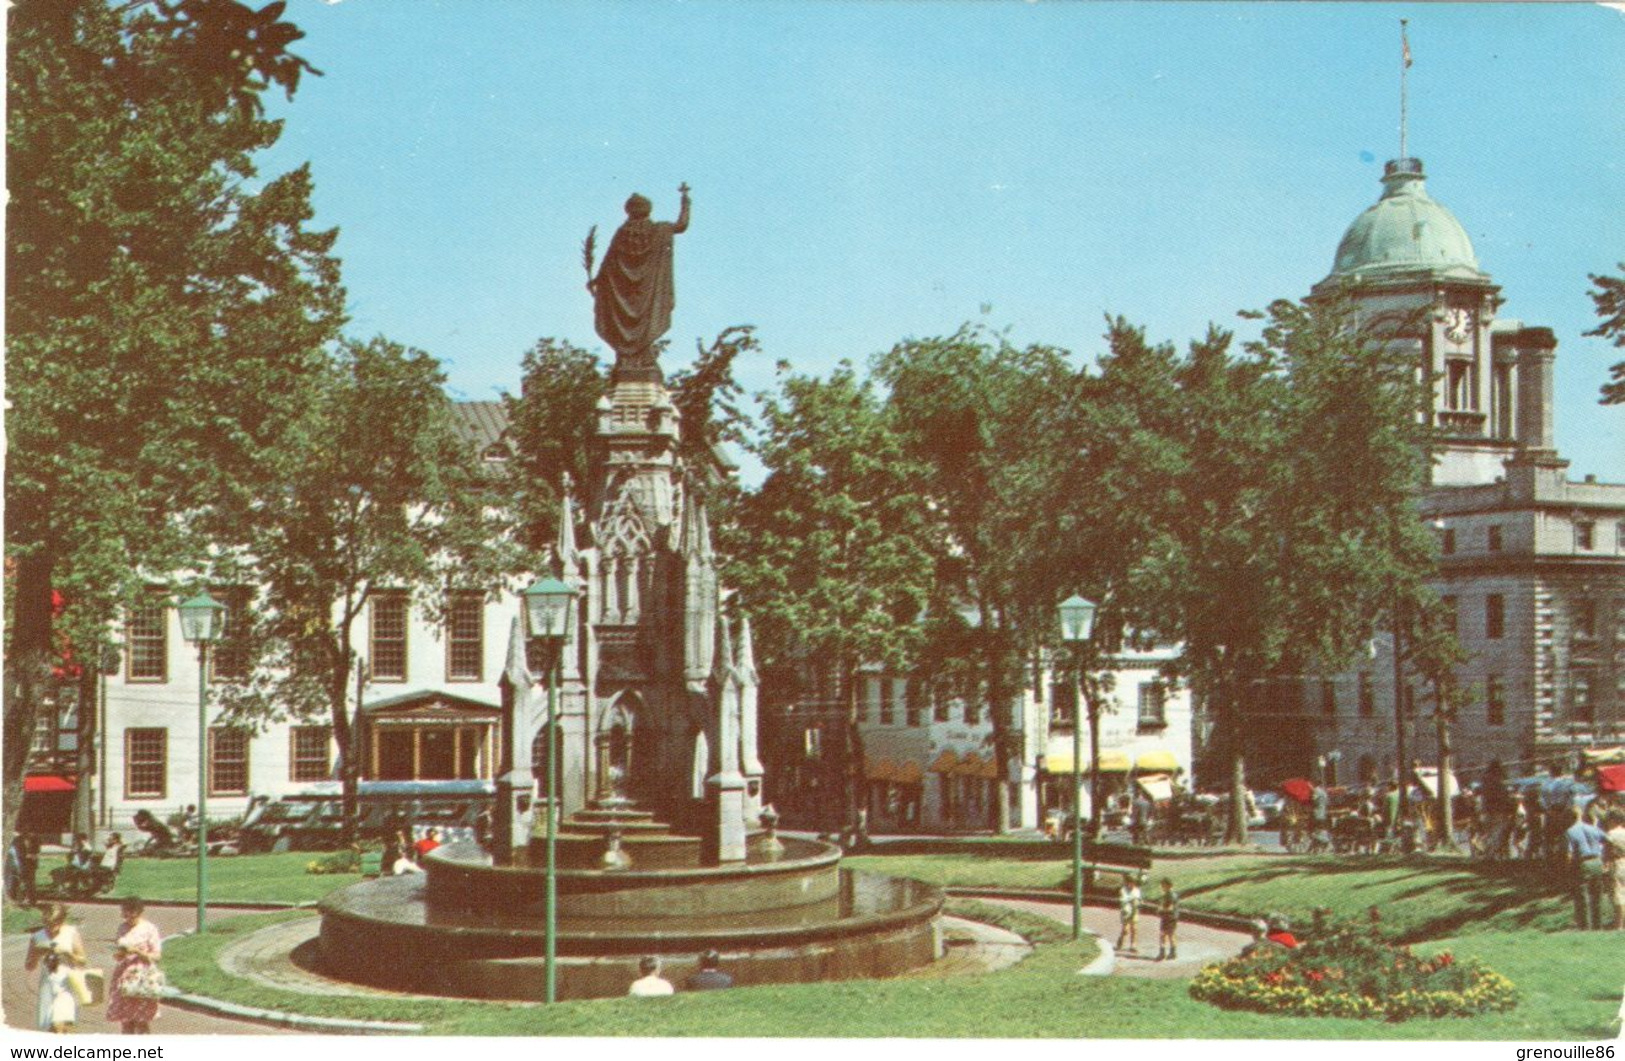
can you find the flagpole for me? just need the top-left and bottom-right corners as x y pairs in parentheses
(1400, 19), (1410, 159)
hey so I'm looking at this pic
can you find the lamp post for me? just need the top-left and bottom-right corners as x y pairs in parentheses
(521, 575), (578, 1005)
(177, 591), (226, 935)
(1057, 594), (1097, 942)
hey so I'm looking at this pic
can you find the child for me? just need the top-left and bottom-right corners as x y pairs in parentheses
(1115, 872), (1142, 954)
(41, 953), (76, 1033)
(1155, 877), (1180, 961)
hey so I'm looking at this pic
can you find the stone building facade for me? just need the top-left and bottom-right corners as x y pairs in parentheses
(79, 363), (762, 844)
(1238, 158), (1625, 789)
(770, 641), (1192, 833)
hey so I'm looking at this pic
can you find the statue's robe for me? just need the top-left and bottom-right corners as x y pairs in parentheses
(593, 218), (678, 357)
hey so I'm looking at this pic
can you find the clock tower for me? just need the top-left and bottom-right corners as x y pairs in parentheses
(1311, 157), (1534, 487)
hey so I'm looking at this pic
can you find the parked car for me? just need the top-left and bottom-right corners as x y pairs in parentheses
(238, 779), (496, 852)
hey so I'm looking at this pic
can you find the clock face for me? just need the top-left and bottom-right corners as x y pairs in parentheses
(1443, 307), (1474, 344)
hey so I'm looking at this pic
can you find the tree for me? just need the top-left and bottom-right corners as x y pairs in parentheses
(211, 338), (517, 840)
(503, 339), (606, 554)
(874, 326), (1075, 832)
(1584, 264), (1625, 405)
(1131, 296), (1442, 841)
(4, 0), (342, 843)
(729, 363), (936, 835)
(1048, 319), (1195, 839)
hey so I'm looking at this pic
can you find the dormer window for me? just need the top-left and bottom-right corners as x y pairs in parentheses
(481, 443), (512, 463)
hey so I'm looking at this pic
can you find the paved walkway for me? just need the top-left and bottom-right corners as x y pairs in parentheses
(978, 896), (1251, 979)
(3, 904), (294, 1036)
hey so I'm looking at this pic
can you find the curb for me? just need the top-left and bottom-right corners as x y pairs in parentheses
(1077, 937), (1115, 976)
(39, 897), (319, 911)
(162, 989), (423, 1035)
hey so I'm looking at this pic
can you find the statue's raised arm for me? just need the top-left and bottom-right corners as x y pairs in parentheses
(591, 185), (692, 379)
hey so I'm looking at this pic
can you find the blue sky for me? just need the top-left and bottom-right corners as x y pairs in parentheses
(262, 1), (1624, 481)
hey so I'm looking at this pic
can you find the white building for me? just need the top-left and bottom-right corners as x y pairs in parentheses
(774, 640), (1193, 834)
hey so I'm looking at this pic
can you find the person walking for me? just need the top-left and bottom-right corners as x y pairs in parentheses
(1564, 807), (1609, 931)
(1154, 878), (1180, 961)
(627, 955), (674, 996)
(25, 903), (87, 1032)
(1114, 873), (1142, 955)
(106, 897), (163, 1033)
(1310, 783), (1332, 853)
(1602, 809), (1625, 931)
(683, 949), (734, 990)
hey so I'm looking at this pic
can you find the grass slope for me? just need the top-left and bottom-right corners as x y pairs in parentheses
(156, 910), (1622, 1039)
(29, 851), (359, 905)
(844, 851), (1575, 941)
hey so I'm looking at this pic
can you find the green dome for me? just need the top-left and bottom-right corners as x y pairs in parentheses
(1330, 159), (1484, 281)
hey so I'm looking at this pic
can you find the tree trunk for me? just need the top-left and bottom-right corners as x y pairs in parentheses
(1435, 686), (1457, 853)
(3, 552), (56, 848)
(328, 643), (360, 847)
(1088, 696), (1104, 843)
(842, 663), (866, 843)
(72, 665), (99, 838)
(1224, 682), (1250, 845)
(987, 631), (1012, 834)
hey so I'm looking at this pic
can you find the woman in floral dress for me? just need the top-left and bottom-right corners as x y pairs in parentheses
(105, 897), (161, 1033)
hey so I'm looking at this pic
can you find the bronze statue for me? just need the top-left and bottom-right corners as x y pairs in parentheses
(586, 184), (691, 377)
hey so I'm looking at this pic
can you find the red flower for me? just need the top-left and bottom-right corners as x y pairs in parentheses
(1305, 969), (1325, 983)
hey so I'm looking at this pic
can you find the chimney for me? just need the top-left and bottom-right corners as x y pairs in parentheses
(1514, 328), (1558, 454)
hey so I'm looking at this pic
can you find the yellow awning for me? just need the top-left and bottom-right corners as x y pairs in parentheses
(1135, 750), (1181, 774)
(929, 750), (959, 773)
(1044, 750), (1131, 774)
(895, 760), (924, 785)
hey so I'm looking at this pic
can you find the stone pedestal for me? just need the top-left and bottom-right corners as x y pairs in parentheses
(705, 772), (748, 864)
(493, 772), (535, 866)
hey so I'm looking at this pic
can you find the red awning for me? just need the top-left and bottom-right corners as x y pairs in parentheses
(24, 776), (75, 794)
(1596, 764), (1625, 794)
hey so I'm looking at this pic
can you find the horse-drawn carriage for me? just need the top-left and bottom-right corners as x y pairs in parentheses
(1152, 796), (1225, 846)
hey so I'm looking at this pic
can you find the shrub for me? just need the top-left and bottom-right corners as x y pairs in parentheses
(1190, 925), (1518, 1022)
(305, 847), (361, 875)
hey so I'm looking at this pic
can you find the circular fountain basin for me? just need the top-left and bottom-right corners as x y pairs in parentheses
(317, 838), (943, 1000)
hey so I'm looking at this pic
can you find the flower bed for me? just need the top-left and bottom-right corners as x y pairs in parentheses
(1190, 927), (1518, 1021)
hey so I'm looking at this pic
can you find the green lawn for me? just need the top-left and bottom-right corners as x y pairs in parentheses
(157, 909), (1622, 1039)
(30, 851), (360, 905)
(22, 847), (1613, 1038)
(845, 850), (1575, 941)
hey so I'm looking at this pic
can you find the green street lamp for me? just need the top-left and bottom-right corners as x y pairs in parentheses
(1057, 594), (1097, 942)
(521, 574), (578, 1005)
(177, 590), (227, 935)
